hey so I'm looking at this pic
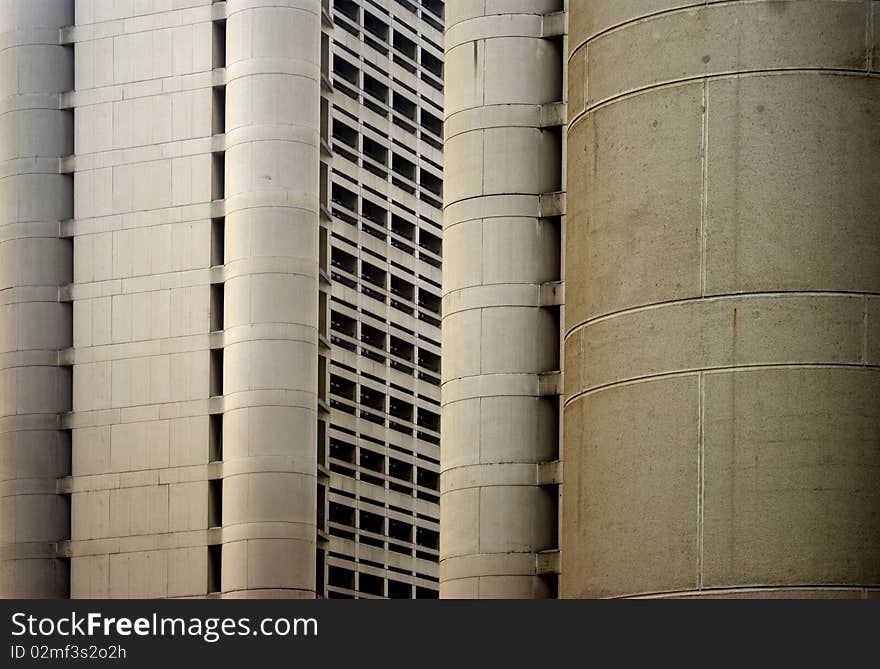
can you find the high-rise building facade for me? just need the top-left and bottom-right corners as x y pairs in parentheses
(441, 0), (880, 599)
(0, 0), (443, 599)
(323, 0), (443, 599)
(4, 0), (878, 603)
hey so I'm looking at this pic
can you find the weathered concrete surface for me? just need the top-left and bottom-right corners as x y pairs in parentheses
(0, 0), (74, 598)
(66, 0), (224, 599)
(563, 0), (880, 599)
(222, 0), (321, 598)
(441, 0), (563, 598)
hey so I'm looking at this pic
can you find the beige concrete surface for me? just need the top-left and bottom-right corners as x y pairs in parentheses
(65, 0), (222, 599)
(563, 0), (880, 599)
(1, 0), (442, 600)
(0, 0), (74, 598)
(221, 0), (322, 598)
(441, 0), (563, 598)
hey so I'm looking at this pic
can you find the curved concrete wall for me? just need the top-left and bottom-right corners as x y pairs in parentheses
(441, 0), (562, 598)
(222, 0), (320, 598)
(0, 0), (73, 598)
(563, 0), (880, 598)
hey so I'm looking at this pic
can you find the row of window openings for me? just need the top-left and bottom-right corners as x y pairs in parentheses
(328, 471), (439, 511)
(329, 503), (439, 547)
(330, 408), (439, 448)
(331, 486), (439, 522)
(330, 310), (440, 383)
(333, 55), (443, 126)
(327, 566), (438, 598)
(331, 305), (441, 398)
(331, 184), (441, 259)
(332, 290), (441, 348)
(330, 440), (439, 489)
(334, 103), (442, 163)
(337, 0), (445, 34)
(334, 0), (444, 82)
(333, 128), (442, 199)
(331, 246), (440, 306)
(329, 375), (440, 432)
(328, 529), (438, 564)
(332, 34), (442, 114)
(390, 0), (445, 28)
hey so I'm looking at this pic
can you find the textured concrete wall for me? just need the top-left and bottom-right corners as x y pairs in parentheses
(441, 0), (563, 598)
(222, 0), (320, 598)
(0, 0), (74, 598)
(564, 0), (880, 598)
(67, 0), (222, 598)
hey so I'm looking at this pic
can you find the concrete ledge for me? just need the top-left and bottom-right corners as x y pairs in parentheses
(219, 523), (315, 543)
(565, 293), (878, 396)
(0, 542), (64, 561)
(445, 14), (544, 50)
(440, 552), (539, 580)
(441, 463), (541, 491)
(443, 284), (542, 316)
(444, 104), (544, 140)
(444, 194), (542, 229)
(442, 373), (542, 404)
(542, 11), (566, 38)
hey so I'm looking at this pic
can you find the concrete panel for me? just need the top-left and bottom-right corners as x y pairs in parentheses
(222, 539), (314, 594)
(868, 298), (880, 366)
(584, 1), (867, 108)
(567, 294), (866, 394)
(705, 74), (880, 295)
(702, 368), (880, 588)
(566, 83), (703, 327)
(561, 377), (700, 598)
(570, 0), (700, 46)
(439, 487), (480, 559)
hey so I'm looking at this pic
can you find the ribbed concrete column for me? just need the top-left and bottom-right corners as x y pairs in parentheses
(441, 0), (563, 598)
(564, 0), (880, 598)
(222, 0), (321, 598)
(0, 0), (73, 598)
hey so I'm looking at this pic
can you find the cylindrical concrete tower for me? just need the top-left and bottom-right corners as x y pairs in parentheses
(222, 0), (321, 598)
(0, 0), (73, 598)
(441, 0), (563, 598)
(564, 0), (880, 598)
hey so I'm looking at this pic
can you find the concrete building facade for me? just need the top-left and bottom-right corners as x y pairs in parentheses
(323, 0), (443, 598)
(0, 0), (443, 599)
(4, 0), (879, 602)
(441, 0), (880, 599)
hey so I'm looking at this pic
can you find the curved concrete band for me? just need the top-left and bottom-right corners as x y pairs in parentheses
(563, 0), (880, 598)
(440, 0), (563, 599)
(222, 0), (321, 598)
(0, 0), (73, 598)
